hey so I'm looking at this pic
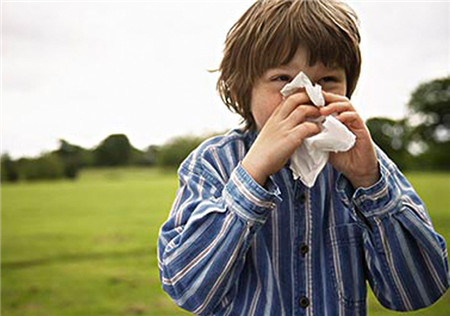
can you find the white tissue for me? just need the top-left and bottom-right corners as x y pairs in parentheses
(281, 72), (325, 107)
(280, 72), (356, 188)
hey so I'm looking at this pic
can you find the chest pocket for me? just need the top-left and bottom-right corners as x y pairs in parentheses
(326, 222), (367, 307)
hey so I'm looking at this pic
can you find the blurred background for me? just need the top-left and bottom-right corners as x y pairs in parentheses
(2, 0), (449, 315)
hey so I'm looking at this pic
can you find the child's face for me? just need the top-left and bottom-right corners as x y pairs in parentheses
(250, 46), (347, 130)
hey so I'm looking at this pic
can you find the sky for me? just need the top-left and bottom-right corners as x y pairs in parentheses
(2, 0), (449, 159)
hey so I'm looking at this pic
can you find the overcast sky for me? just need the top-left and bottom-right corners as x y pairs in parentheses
(2, 0), (449, 159)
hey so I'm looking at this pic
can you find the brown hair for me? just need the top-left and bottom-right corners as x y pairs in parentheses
(217, 0), (361, 130)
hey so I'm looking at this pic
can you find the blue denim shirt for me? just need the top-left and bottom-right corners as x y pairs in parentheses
(157, 128), (449, 315)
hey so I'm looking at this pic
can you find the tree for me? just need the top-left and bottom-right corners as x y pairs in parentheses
(155, 136), (204, 168)
(366, 118), (411, 170)
(94, 134), (134, 166)
(53, 139), (87, 179)
(1, 154), (20, 182)
(366, 117), (410, 169)
(131, 145), (159, 166)
(407, 77), (450, 170)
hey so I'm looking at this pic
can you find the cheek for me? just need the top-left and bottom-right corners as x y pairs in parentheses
(251, 94), (282, 129)
(324, 83), (347, 96)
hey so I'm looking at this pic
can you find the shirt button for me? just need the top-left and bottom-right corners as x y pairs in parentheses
(299, 192), (306, 203)
(300, 243), (309, 256)
(299, 296), (310, 308)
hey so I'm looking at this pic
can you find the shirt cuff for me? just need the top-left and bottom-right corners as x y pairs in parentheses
(223, 162), (281, 225)
(336, 161), (401, 218)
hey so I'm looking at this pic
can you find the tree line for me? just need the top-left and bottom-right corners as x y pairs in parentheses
(1, 133), (210, 182)
(1, 77), (449, 182)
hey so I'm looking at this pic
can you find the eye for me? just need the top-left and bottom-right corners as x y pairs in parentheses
(318, 76), (338, 84)
(272, 75), (292, 82)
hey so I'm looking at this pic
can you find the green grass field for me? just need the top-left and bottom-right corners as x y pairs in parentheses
(2, 168), (449, 315)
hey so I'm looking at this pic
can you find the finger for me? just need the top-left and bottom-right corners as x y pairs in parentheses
(320, 101), (354, 116)
(322, 91), (349, 104)
(336, 112), (365, 129)
(286, 105), (321, 126)
(291, 121), (321, 143)
(278, 92), (311, 118)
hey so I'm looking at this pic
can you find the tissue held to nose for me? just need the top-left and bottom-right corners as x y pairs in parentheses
(281, 71), (325, 107)
(281, 72), (356, 187)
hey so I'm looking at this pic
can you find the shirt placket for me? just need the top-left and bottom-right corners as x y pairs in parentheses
(293, 179), (312, 315)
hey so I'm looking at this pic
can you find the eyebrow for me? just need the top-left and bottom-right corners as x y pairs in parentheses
(265, 66), (296, 75)
(269, 64), (301, 72)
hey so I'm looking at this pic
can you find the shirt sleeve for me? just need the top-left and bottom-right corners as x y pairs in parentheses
(157, 156), (281, 315)
(336, 146), (449, 311)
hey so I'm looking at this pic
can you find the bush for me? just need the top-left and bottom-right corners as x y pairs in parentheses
(21, 154), (65, 181)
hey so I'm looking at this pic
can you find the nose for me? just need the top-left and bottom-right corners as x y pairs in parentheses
(294, 87), (307, 93)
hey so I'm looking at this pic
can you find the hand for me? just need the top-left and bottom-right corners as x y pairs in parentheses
(242, 92), (322, 186)
(320, 91), (380, 188)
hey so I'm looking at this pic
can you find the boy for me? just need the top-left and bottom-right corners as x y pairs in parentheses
(157, 0), (449, 315)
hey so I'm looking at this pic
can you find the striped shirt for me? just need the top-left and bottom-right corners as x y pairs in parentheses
(157, 128), (449, 315)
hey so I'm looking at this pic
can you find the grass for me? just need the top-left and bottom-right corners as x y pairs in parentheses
(1, 168), (449, 315)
